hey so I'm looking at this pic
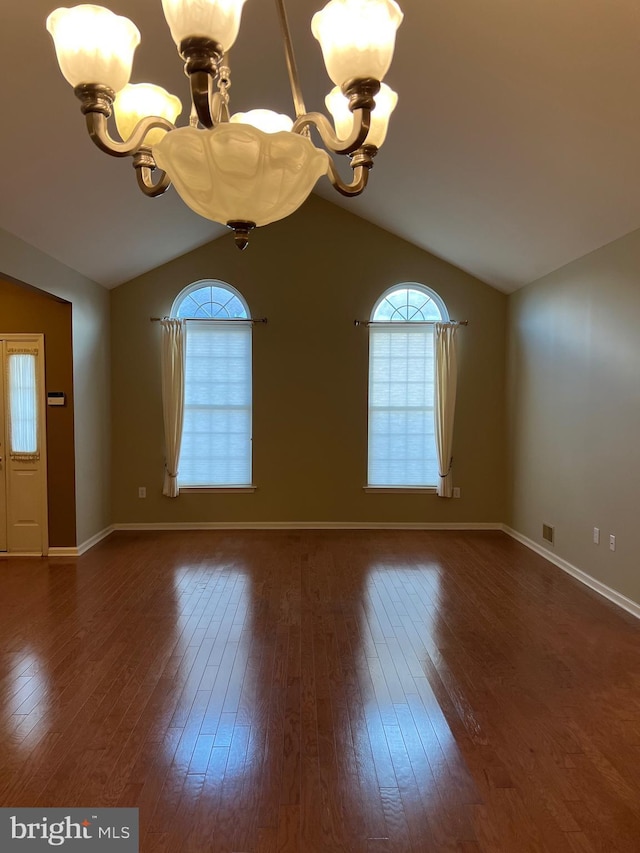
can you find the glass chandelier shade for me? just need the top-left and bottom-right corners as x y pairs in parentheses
(46, 4), (140, 93)
(152, 124), (330, 227)
(230, 109), (294, 134)
(160, 0), (249, 51)
(115, 84), (183, 146)
(325, 81), (397, 147)
(311, 0), (403, 87)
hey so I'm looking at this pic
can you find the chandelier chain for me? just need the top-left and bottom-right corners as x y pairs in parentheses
(217, 63), (231, 106)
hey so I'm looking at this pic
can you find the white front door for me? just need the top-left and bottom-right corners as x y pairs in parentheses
(0, 336), (48, 555)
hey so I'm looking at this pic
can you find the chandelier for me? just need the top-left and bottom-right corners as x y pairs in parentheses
(46, 0), (403, 249)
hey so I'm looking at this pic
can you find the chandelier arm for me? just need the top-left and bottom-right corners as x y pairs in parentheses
(179, 37), (224, 128)
(274, 0), (307, 118)
(292, 107), (371, 155)
(136, 166), (172, 198)
(85, 112), (176, 158)
(326, 160), (370, 197)
(189, 71), (215, 129)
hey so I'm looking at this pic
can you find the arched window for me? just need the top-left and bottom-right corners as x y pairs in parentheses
(172, 280), (252, 487)
(368, 284), (448, 488)
(171, 281), (249, 320)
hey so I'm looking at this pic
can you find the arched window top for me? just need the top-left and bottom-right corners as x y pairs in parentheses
(371, 283), (449, 323)
(171, 280), (250, 319)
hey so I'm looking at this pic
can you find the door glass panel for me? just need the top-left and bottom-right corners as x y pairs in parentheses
(8, 353), (38, 454)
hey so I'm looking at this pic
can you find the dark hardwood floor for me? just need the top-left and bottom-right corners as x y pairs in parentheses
(1, 529), (639, 852)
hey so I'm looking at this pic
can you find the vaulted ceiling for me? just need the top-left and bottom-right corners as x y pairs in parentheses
(3, 1), (640, 292)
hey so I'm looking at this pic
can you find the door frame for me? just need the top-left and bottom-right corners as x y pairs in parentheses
(1, 333), (49, 556)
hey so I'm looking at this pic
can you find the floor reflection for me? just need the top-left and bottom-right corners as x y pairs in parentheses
(165, 561), (259, 787)
(0, 563), (62, 756)
(2, 650), (51, 749)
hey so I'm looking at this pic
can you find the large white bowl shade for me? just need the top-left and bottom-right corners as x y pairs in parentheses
(153, 124), (329, 227)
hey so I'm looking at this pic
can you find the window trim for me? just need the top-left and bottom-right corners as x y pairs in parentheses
(371, 282), (450, 324)
(180, 486), (257, 494)
(171, 279), (250, 320)
(363, 486), (437, 494)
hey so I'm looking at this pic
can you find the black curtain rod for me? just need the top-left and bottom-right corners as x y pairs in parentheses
(354, 319), (468, 327)
(150, 316), (267, 324)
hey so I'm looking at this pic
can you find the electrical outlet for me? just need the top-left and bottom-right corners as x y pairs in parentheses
(593, 527), (600, 545)
(542, 523), (554, 544)
(609, 534), (616, 552)
(453, 487), (461, 498)
(138, 486), (146, 499)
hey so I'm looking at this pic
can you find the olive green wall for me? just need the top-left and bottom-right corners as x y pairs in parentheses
(111, 195), (507, 525)
(0, 228), (110, 548)
(0, 277), (76, 547)
(507, 227), (640, 605)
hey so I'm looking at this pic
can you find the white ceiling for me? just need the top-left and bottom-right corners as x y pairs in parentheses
(3, 1), (640, 293)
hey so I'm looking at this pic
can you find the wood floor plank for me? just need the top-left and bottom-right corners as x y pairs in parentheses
(1, 529), (639, 852)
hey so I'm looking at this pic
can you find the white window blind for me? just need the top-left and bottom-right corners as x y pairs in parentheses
(368, 323), (438, 487)
(179, 320), (252, 487)
(8, 353), (38, 454)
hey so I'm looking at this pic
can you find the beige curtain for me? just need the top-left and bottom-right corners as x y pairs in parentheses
(434, 322), (459, 498)
(160, 319), (185, 498)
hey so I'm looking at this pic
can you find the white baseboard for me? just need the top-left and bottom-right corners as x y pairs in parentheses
(502, 525), (640, 620)
(48, 547), (79, 557)
(0, 551), (42, 558)
(112, 521), (504, 532)
(76, 526), (114, 555)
